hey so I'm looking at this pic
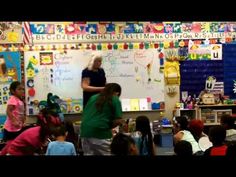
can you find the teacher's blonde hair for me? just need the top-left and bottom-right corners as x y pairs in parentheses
(87, 52), (103, 70)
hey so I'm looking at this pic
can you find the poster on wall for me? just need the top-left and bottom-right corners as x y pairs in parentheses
(188, 44), (222, 60)
(188, 44), (211, 60)
(0, 22), (23, 44)
(211, 44), (222, 60)
(0, 83), (11, 114)
(0, 52), (22, 83)
(205, 76), (217, 90)
(0, 52), (22, 115)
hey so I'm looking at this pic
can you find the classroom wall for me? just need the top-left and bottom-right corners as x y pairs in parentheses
(3, 21), (236, 126)
(164, 85), (180, 120)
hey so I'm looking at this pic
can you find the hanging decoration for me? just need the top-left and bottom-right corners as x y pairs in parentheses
(163, 41), (170, 49)
(166, 86), (178, 97)
(118, 43), (124, 50)
(113, 43), (118, 50)
(159, 51), (164, 73)
(164, 61), (180, 85)
(124, 43), (128, 50)
(128, 43), (133, 49)
(149, 43), (154, 49)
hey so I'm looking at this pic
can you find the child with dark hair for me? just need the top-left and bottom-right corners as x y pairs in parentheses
(174, 140), (193, 156)
(46, 124), (76, 155)
(226, 143), (236, 157)
(204, 125), (227, 156)
(80, 83), (125, 155)
(173, 116), (201, 154)
(3, 81), (25, 141)
(111, 133), (138, 155)
(220, 114), (236, 142)
(0, 108), (61, 155)
(134, 116), (155, 156)
(64, 120), (79, 153)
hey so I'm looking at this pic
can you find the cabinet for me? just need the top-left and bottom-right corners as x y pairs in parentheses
(196, 104), (235, 125)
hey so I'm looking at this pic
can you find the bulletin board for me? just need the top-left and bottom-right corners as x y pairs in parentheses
(180, 60), (224, 98)
(223, 44), (236, 99)
(24, 49), (165, 115)
(179, 44), (236, 99)
(0, 52), (22, 114)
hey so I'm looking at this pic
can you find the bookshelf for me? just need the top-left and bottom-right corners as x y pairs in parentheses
(196, 104), (235, 125)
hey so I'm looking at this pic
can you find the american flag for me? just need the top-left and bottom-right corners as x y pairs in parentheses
(23, 21), (33, 45)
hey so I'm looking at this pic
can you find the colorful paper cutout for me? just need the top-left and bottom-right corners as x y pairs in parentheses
(164, 48), (179, 61)
(178, 47), (188, 61)
(30, 24), (46, 34)
(139, 98), (149, 110)
(29, 56), (38, 65)
(121, 99), (131, 111)
(211, 44), (222, 60)
(45, 24), (55, 34)
(218, 23), (226, 32)
(210, 23), (220, 32)
(28, 88), (35, 97)
(115, 23), (126, 34)
(133, 24), (143, 33)
(40, 52), (53, 65)
(86, 24), (97, 34)
(164, 23), (174, 33)
(173, 22), (182, 33)
(55, 24), (65, 34)
(201, 22), (211, 32)
(191, 22), (201, 33)
(102, 43), (108, 50)
(181, 23), (192, 32)
(118, 43), (124, 50)
(143, 22), (152, 33)
(130, 99), (140, 111)
(124, 23), (135, 33)
(152, 23), (164, 33)
(65, 24), (79, 35)
(188, 44), (211, 60)
(97, 24), (107, 34)
(106, 24), (115, 34)
(6, 31), (19, 42)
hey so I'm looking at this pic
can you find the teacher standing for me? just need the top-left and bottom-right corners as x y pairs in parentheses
(81, 53), (106, 108)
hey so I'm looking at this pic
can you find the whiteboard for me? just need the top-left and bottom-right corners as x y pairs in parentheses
(24, 49), (164, 114)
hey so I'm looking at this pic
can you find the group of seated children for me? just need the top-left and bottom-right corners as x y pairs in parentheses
(172, 115), (236, 156)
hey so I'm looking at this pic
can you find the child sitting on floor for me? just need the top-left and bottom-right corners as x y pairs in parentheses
(46, 124), (77, 156)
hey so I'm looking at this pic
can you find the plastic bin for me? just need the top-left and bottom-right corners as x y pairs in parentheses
(160, 133), (173, 147)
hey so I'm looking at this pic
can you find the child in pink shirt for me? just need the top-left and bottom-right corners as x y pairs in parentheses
(3, 81), (25, 141)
